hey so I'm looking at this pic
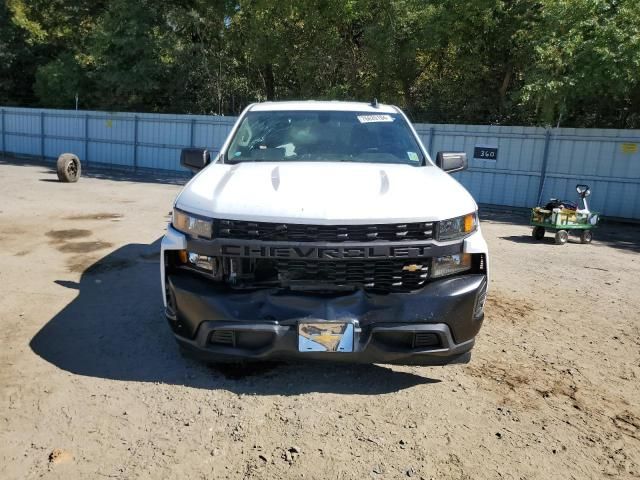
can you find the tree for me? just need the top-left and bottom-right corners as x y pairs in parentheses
(0, 2), (40, 105)
(2, 0), (640, 127)
(520, 0), (640, 127)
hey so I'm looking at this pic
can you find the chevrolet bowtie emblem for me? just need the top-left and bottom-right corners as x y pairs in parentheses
(402, 264), (423, 272)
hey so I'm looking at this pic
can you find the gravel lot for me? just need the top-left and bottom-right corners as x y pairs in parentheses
(1, 157), (639, 480)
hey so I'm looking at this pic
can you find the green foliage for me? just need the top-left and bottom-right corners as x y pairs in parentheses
(3, 0), (640, 127)
(0, 2), (40, 105)
(86, 0), (178, 111)
(521, 0), (640, 126)
(33, 53), (83, 108)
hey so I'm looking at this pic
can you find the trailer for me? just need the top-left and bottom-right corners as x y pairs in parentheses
(530, 185), (600, 245)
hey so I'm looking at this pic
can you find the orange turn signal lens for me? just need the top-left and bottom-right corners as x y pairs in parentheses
(463, 213), (475, 232)
(177, 250), (188, 263)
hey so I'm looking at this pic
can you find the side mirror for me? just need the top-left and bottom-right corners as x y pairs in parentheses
(180, 148), (211, 171)
(435, 152), (467, 173)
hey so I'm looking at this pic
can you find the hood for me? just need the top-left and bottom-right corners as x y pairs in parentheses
(176, 161), (477, 224)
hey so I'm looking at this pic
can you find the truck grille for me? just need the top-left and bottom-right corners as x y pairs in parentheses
(215, 219), (434, 242)
(275, 259), (429, 291)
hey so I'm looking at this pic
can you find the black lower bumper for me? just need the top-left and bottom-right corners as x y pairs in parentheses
(166, 273), (487, 365)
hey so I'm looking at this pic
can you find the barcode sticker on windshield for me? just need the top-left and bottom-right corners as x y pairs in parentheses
(407, 152), (419, 162)
(357, 114), (394, 123)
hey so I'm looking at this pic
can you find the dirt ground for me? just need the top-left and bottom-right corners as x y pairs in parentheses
(0, 157), (639, 480)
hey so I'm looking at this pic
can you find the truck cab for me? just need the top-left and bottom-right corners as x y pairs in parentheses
(161, 101), (488, 365)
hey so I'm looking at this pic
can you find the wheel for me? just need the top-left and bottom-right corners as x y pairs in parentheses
(554, 230), (568, 245)
(56, 153), (81, 182)
(580, 230), (593, 244)
(532, 226), (546, 240)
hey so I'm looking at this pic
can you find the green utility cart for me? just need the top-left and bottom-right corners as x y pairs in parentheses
(530, 184), (600, 245)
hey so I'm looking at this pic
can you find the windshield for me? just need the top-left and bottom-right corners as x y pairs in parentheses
(225, 110), (425, 165)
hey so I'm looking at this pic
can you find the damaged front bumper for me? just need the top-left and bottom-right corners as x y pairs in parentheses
(161, 224), (488, 365)
(165, 271), (486, 365)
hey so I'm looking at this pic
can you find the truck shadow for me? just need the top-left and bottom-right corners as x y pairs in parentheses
(30, 240), (439, 395)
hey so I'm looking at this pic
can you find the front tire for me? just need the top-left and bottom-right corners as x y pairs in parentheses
(580, 230), (593, 244)
(532, 226), (546, 241)
(56, 153), (81, 183)
(555, 230), (568, 245)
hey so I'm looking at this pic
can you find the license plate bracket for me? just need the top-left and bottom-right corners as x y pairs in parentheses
(298, 321), (354, 353)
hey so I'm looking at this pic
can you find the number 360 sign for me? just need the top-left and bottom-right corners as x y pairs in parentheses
(474, 146), (498, 160)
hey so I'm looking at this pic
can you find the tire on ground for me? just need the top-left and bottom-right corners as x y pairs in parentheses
(532, 226), (545, 240)
(580, 230), (593, 244)
(555, 230), (568, 245)
(56, 153), (81, 183)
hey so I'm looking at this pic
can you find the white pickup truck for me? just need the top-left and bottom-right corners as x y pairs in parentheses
(161, 101), (488, 365)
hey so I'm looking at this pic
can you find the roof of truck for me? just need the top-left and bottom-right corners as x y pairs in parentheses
(248, 100), (398, 114)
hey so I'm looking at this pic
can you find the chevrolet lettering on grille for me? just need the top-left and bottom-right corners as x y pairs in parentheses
(218, 243), (448, 259)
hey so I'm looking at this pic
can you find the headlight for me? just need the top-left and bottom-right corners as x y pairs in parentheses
(431, 253), (472, 278)
(437, 212), (478, 241)
(172, 208), (213, 239)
